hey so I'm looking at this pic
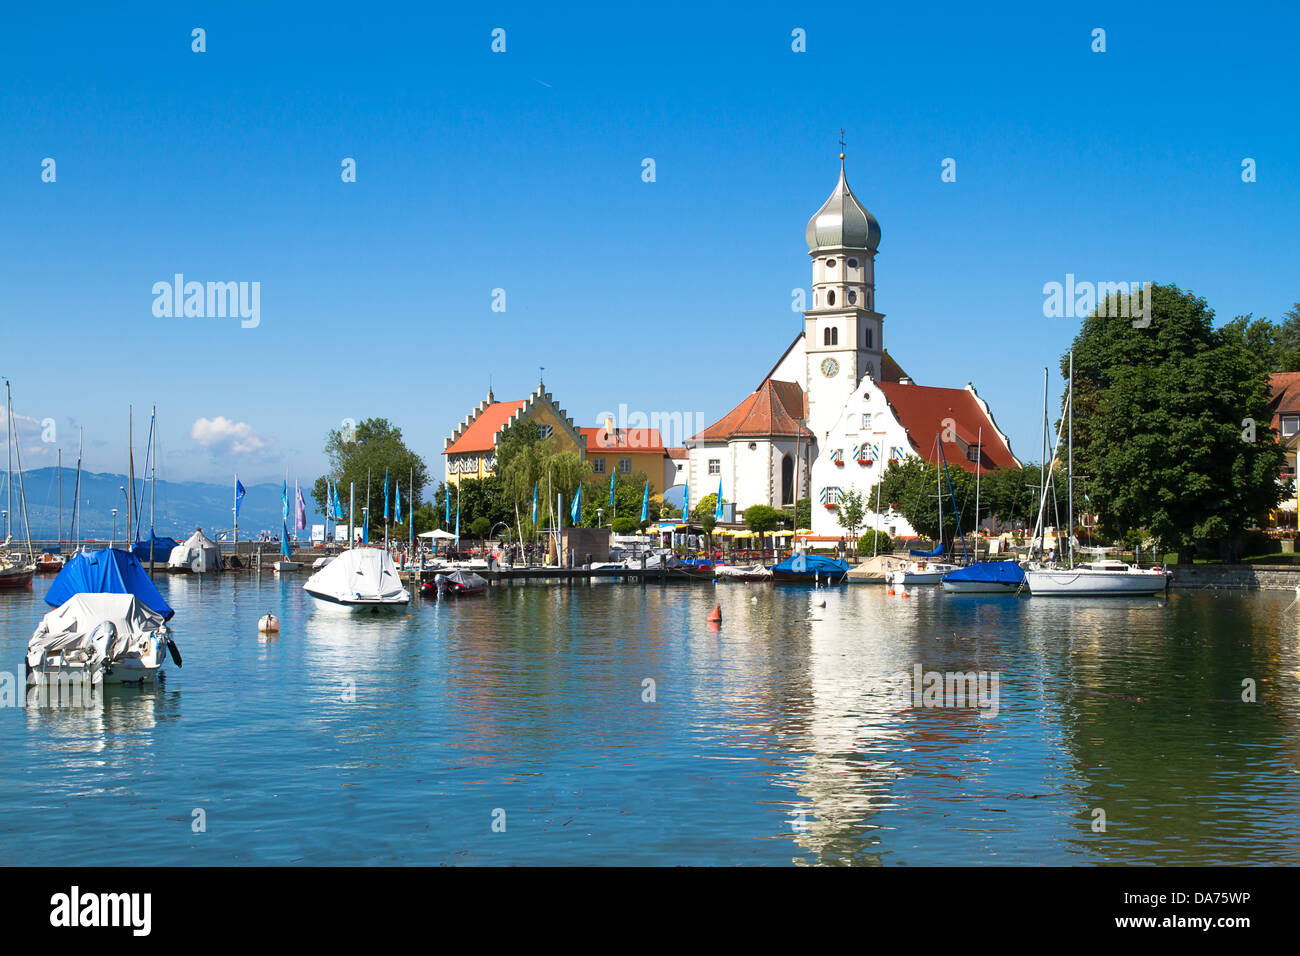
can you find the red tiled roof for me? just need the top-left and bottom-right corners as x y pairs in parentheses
(444, 400), (527, 455)
(579, 427), (667, 454)
(1268, 372), (1300, 432)
(692, 378), (812, 442)
(666, 447), (689, 460)
(876, 381), (1018, 472)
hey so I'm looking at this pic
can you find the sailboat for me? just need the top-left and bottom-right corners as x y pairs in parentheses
(1, 380), (36, 589)
(1025, 352), (1169, 596)
(942, 427), (1027, 593)
(888, 436), (962, 586)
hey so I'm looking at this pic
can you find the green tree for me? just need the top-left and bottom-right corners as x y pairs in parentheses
(794, 498), (811, 531)
(1068, 283), (1286, 562)
(858, 529), (892, 555)
(836, 488), (867, 549)
(311, 418), (428, 535)
(745, 505), (782, 535)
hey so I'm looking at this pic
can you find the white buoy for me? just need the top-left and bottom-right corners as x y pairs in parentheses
(814, 596), (826, 607)
(751, 596), (758, 603)
(258, 613), (280, 633)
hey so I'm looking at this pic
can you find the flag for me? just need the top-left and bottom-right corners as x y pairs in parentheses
(363, 508), (369, 545)
(714, 478), (724, 521)
(332, 482), (343, 520)
(234, 476), (246, 517)
(532, 482), (538, 526)
(395, 482), (402, 525)
(281, 518), (291, 558)
(609, 471), (615, 506)
(571, 484), (582, 525)
(640, 481), (649, 522)
(383, 469), (390, 521)
(281, 479), (288, 521)
(682, 479), (689, 520)
(454, 496), (460, 541)
(295, 485), (307, 531)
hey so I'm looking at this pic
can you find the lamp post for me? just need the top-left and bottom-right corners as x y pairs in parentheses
(111, 508), (118, 549)
(596, 507), (603, 529)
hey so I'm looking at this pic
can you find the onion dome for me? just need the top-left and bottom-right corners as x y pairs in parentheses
(806, 158), (880, 253)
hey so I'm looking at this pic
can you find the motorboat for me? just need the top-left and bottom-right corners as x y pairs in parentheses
(27, 593), (175, 685)
(302, 547), (410, 608)
(942, 559), (1026, 593)
(714, 563), (772, 582)
(36, 552), (66, 573)
(1025, 560), (1169, 596)
(0, 552), (35, 589)
(273, 560), (302, 572)
(435, 569), (488, 596)
(770, 553), (850, 584)
(888, 560), (960, 586)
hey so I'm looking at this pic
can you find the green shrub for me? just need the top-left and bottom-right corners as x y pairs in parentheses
(858, 529), (892, 555)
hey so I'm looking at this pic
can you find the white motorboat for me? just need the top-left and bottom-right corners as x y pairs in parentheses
(888, 560), (960, 586)
(715, 564), (772, 581)
(273, 560), (301, 572)
(1025, 560), (1168, 596)
(302, 547), (409, 608)
(27, 593), (174, 685)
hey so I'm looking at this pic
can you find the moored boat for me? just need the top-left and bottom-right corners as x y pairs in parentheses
(435, 569), (487, 595)
(770, 553), (850, 584)
(303, 547), (410, 608)
(27, 593), (173, 685)
(1025, 560), (1168, 596)
(715, 563), (772, 582)
(942, 559), (1026, 593)
(889, 560), (960, 586)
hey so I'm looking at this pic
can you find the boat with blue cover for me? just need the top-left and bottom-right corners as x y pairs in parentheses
(770, 553), (850, 584)
(941, 559), (1026, 593)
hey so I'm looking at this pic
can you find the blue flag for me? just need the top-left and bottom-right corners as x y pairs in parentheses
(454, 496), (460, 541)
(715, 478), (724, 520)
(395, 481), (402, 525)
(332, 482), (343, 521)
(640, 481), (649, 522)
(363, 508), (369, 545)
(609, 471), (615, 506)
(570, 485), (582, 525)
(281, 479), (288, 521)
(682, 479), (689, 521)
(532, 482), (538, 525)
(234, 476), (246, 517)
(383, 469), (389, 521)
(445, 485), (451, 526)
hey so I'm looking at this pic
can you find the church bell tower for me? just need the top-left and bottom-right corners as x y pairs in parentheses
(803, 140), (885, 440)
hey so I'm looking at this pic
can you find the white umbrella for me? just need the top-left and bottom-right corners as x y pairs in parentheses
(418, 529), (458, 539)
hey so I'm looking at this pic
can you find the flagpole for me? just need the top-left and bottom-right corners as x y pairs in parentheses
(233, 472), (239, 556)
(349, 482), (355, 547)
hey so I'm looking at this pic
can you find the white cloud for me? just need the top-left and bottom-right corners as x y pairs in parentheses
(190, 416), (274, 455)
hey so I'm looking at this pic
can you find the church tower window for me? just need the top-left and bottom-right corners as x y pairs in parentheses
(827, 290), (836, 306)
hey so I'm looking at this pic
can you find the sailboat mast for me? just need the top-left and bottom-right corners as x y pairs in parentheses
(73, 428), (83, 550)
(5, 379), (11, 542)
(150, 405), (157, 574)
(1067, 351), (1074, 569)
(127, 405), (134, 548)
(873, 476), (881, 558)
(936, 434), (943, 555)
(58, 448), (62, 549)
(975, 427), (982, 557)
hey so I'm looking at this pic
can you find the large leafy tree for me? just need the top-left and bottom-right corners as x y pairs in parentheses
(312, 418), (428, 534)
(1068, 283), (1285, 561)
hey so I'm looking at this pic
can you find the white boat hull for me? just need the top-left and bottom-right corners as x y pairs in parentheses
(1026, 567), (1168, 596)
(889, 564), (959, 586)
(941, 579), (1021, 594)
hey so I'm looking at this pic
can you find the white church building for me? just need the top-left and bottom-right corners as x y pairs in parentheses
(685, 153), (1020, 539)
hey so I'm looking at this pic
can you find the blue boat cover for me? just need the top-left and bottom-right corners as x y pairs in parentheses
(942, 560), (1025, 585)
(132, 536), (180, 563)
(45, 548), (174, 619)
(770, 554), (850, 578)
(909, 543), (945, 557)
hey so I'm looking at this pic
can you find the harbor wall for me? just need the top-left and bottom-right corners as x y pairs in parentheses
(1167, 565), (1300, 590)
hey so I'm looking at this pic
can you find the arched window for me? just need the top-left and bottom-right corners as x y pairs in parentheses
(781, 454), (795, 506)
(827, 290), (836, 306)
(830, 327), (838, 345)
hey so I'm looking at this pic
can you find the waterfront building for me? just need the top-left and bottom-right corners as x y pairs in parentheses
(443, 381), (676, 495)
(685, 151), (1019, 538)
(1267, 371), (1300, 520)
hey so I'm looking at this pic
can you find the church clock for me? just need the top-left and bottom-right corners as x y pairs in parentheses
(820, 357), (840, 378)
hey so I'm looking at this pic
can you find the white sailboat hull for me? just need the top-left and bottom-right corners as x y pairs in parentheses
(1025, 567), (1168, 596)
(889, 563), (959, 586)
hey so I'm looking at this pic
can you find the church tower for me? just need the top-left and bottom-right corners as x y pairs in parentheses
(803, 147), (884, 440)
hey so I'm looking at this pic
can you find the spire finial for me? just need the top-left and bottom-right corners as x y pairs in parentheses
(539, 366), (545, 390)
(839, 128), (846, 165)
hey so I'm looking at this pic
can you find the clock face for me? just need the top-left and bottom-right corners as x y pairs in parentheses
(821, 357), (839, 378)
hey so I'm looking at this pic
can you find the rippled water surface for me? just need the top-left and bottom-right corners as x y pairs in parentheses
(2, 573), (1298, 865)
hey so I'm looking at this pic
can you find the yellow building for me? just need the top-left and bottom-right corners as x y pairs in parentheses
(443, 382), (583, 488)
(442, 382), (675, 494)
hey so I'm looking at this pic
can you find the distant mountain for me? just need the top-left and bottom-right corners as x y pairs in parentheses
(0, 468), (336, 541)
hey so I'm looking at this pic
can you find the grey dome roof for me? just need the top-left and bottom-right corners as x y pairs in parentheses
(805, 161), (880, 253)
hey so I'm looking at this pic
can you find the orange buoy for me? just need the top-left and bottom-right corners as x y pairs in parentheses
(887, 588), (895, 595)
(707, 603), (722, 623)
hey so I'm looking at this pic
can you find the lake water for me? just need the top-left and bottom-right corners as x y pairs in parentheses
(2, 572), (1298, 866)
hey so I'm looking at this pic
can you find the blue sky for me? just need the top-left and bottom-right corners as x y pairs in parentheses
(1, 1), (1296, 487)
